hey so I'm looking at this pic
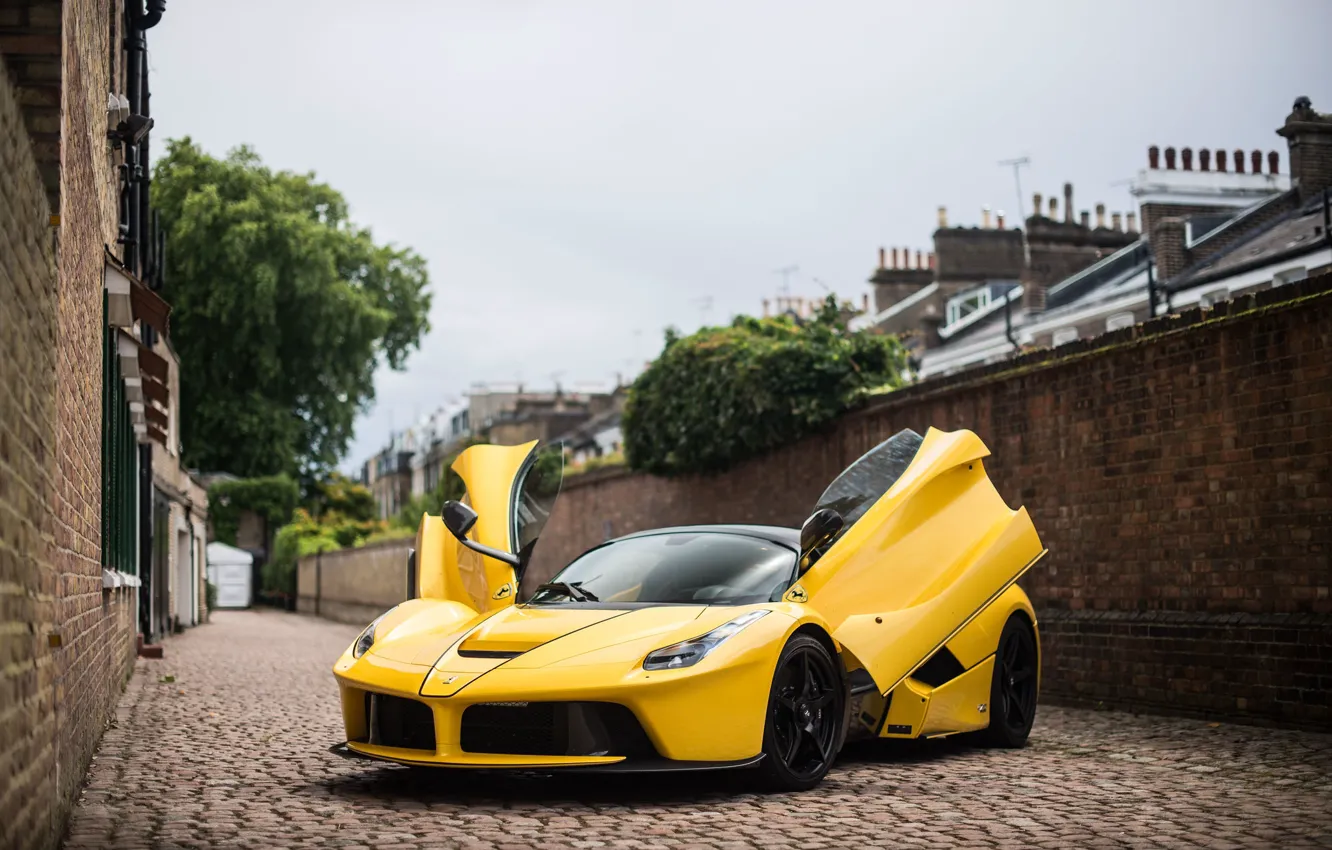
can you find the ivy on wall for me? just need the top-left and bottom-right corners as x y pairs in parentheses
(207, 475), (300, 546)
(623, 296), (908, 476)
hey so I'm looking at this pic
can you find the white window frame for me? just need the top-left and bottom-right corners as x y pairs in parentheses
(1273, 266), (1307, 287)
(1198, 288), (1229, 308)
(1105, 312), (1136, 332)
(1051, 327), (1079, 347)
(944, 286), (994, 328)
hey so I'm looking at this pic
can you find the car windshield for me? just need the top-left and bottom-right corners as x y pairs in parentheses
(527, 532), (798, 606)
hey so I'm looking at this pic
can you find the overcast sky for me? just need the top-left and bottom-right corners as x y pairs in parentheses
(148, 0), (1331, 470)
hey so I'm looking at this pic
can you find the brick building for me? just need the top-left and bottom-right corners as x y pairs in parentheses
(0, 1), (197, 846)
(854, 195), (1136, 362)
(916, 96), (1331, 379)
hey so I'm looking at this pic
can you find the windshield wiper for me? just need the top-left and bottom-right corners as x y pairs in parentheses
(535, 581), (598, 602)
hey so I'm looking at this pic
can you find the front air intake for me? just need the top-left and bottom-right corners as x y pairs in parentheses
(365, 693), (436, 751)
(460, 701), (656, 758)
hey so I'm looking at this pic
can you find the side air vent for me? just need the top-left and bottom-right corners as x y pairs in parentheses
(911, 647), (966, 687)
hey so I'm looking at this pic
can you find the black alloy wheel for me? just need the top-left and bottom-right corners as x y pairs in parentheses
(980, 615), (1038, 747)
(757, 634), (844, 791)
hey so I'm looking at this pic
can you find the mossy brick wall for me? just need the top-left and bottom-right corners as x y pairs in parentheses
(1, 2), (139, 847)
(531, 273), (1332, 730)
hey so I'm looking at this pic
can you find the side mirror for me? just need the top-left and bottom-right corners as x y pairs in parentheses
(439, 500), (521, 569)
(442, 500), (478, 540)
(799, 508), (844, 571)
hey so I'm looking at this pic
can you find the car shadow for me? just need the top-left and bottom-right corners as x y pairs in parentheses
(307, 737), (972, 807)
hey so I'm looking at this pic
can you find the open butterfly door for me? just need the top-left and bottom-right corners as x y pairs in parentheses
(413, 441), (564, 613)
(791, 427), (1045, 695)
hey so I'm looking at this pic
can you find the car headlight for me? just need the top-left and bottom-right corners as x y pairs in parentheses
(643, 610), (769, 671)
(352, 613), (387, 659)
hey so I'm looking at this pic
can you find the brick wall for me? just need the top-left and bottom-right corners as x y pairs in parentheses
(530, 274), (1332, 730)
(297, 540), (413, 626)
(1, 1), (140, 847)
(0, 41), (63, 849)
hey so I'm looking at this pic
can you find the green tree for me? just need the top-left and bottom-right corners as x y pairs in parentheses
(152, 139), (432, 483)
(623, 296), (908, 475)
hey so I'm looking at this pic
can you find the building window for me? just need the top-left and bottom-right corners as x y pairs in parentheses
(1051, 327), (1079, 347)
(1273, 266), (1307, 287)
(101, 295), (138, 574)
(1105, 312), (1135, 332)
(944, 286), (993, 328)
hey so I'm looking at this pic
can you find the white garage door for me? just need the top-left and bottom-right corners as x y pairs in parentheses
(214, 563), (251, 608)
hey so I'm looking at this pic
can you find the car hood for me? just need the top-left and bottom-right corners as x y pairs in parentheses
(368, 602), (716, 670)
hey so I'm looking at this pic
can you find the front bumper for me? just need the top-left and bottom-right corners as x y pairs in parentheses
(328, 741), (765, 773)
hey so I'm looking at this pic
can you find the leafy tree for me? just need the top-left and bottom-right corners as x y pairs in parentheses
(207, 475), (300, 546)
(623, 296), (908, 475)
(152, 139), (432, 483)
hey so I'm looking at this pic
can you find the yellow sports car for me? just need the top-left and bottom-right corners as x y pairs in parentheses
(331, 426), (1046, 790)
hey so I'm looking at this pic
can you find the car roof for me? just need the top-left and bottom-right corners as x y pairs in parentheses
(610, 524), (802, 548)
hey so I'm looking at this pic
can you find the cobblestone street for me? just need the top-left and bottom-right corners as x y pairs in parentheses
(62, 610), (1332, 850)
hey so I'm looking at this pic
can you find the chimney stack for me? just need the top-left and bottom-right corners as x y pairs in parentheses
(937, 206), (948, 228)
(1234, 149), (1246, 173)
(1080, 210), (1090, 228)
(1182, 147), (1193, 171)
(1199, 148), (1211, 172)
(1063, 182), (1074, 224)
(1112, 212), (1122, 231)
(1127, 211), (1138, 232)
(1148, 145), (1160, 169)
(1164, 147), (1177, 169)
(1095, 203), (1106, 229)
(1277, 97), (1332, 201)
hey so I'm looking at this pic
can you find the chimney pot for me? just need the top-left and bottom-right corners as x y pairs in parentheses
(892, 247), (900, 268)
(1126, 212), (1138, 232)
(1080, 210), (1090, 228)
(862, 293), (869, 312)
(1033, 192), (1043, 217)
(1268, 150), (1280, 174)
(1095, 203), (1106, 229)
(762, 298), (770, 318)
(1181, 147), (1193, 171)
(1063, 182), (1074, 224)
(997, 210), (1006, 229)
(1199, 148), (1211, 171)
(1251, 150), (1262, 175)
(937, 206), (948, 228)
(928, 252), (936, 270)
(981, 205), (992, 229)
(1048, 197), (1058, 219)
(1164, 147), (1177, 169)
(915, 249), (923, 269)
(1216, 149), (1228, 172)
(1112, 212), (1123, 231)
(1148, 145), (1160, 169)
(1234, 149), (1245, 174)
(878, 247), (885, 269)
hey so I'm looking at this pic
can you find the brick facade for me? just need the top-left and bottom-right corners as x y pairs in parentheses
(530, 273), (1332, 730)
(2, 2), (146, 848)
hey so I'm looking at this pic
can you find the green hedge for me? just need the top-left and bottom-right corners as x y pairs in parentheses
(623, 296), (907, 476)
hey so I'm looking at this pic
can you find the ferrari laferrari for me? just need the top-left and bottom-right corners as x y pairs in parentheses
(331, 427), (1046, 790)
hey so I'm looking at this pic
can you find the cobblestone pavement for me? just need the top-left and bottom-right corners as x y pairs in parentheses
(62, 610), (1332, 850)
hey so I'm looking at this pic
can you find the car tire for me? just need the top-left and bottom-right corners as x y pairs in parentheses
(756, 634), (845, 791)
(978, 615), (1038, 748)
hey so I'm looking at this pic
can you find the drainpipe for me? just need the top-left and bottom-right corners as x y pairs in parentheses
(1004, 290), (1018, 349)
(1146, 256), (1157, 319)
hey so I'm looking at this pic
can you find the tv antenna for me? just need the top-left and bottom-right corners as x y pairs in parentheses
(691, 296), (714, 327)
(998, 156), (1031, 223)
(773, 264), (799, 296)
